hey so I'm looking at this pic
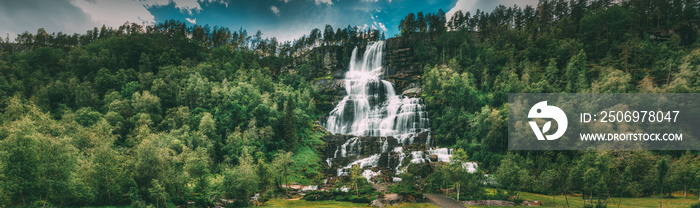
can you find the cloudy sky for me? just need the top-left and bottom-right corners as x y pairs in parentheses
(0, 0), (538, 42)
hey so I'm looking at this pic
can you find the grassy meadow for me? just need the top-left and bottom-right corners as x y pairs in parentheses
(261, 198), (439, 208)
(462, 189), (699, 208)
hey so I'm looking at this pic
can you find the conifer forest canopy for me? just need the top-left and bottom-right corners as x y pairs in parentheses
(0, 0), (700, 207)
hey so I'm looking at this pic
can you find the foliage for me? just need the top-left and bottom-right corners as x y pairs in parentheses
(1, 0), (700, 205)
(303, 190), (377, 203)
(0, 19), (326, 206)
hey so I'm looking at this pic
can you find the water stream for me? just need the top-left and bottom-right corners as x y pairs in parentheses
(324, 41), (467, 181)
(324, 41), (430, 145)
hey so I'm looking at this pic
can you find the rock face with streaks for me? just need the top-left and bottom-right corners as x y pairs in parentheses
(321, 41), (459, 182)
(324, 41), (430, 145)
(313, 37), (423, 113)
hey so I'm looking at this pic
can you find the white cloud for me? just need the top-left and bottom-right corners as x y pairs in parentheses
(172, 0), (202, 15)
(171, 0), (201, 15)
(0, 0), (94, 38)
(70, 0), (233, 33)
(368, 13), (387, 31)
(73, 0), (156, 27)
(377, 22), (387, 31)
(204, 0), (230, 7)
(271, 5), (280, 16)
(314, 0), (333, 6)
(142, 0), (230, 15)
(446, 0), (476, 23)
(281, 0), (291, 3)
(142, 0), (201, 15)
(0, 0), (230, 40)
(447, 0), (538, 22)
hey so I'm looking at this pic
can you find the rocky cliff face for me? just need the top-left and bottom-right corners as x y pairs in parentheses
(383, 37), (423, 97)
(312, 37), (424, 113)
(313, 40), (450, 184)
(321, 132), (434, 181)
(321, 132), (432, 165)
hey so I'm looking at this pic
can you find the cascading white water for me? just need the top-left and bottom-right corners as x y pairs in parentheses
(325, 41), (430, 145)
(324, 41), (472, 181)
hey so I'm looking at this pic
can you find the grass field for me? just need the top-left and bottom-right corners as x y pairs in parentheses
(262, 191), (698, 208)
(79, 191), (698, 208)
(469, 189), (698, 208)
(261, 198), (439, 208)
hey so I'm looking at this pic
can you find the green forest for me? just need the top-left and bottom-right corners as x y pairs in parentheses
(0, 0), (700, 207)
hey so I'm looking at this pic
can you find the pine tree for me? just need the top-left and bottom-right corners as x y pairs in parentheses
(138, 53), (151, 73)
(565, 50), (587, 92)
(282, 96), (297, 149)
(350, 164), (364, 196)
(545, 58), (560, 88)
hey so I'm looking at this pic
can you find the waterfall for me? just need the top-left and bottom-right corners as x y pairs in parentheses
(324, 41), (465, 182)
(324, 41), (430, 145)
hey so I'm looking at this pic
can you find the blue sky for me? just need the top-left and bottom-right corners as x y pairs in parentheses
(0, 0), (538, 42)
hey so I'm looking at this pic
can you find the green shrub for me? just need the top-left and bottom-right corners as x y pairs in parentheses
(192, 194), (214, 207)
(30, 200), (55, 208)
(302, 190), (377, 203)
(227, 199), (249, 207)
(690, 202), (700, 208)
(510, 198), (524, 205)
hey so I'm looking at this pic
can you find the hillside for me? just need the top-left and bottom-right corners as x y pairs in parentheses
(1, 0), (700, 207)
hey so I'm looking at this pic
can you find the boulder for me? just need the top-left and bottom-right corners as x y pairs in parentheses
(370, 199), (385, 207)
(333, 69), (346, 79)
(429, 155), (438, 161)
(312, 79), (345, 94)
(402, 87), (422, 97)
(370, 194), (402, 207)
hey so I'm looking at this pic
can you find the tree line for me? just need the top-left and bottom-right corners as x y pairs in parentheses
(1, 0), (700, 206)
(0, 17), (391, 206)
(1, 20), (385, 59)
(396, 0), (700, 205)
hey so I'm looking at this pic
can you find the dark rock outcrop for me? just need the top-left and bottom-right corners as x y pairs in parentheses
(321, 131), (432, 176)
(371, 194), (402, 207)
(311, 37), (425, 110)
(383, 37), (423, 95)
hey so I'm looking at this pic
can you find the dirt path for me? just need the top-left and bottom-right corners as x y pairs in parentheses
(423, 193), (466, 208)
